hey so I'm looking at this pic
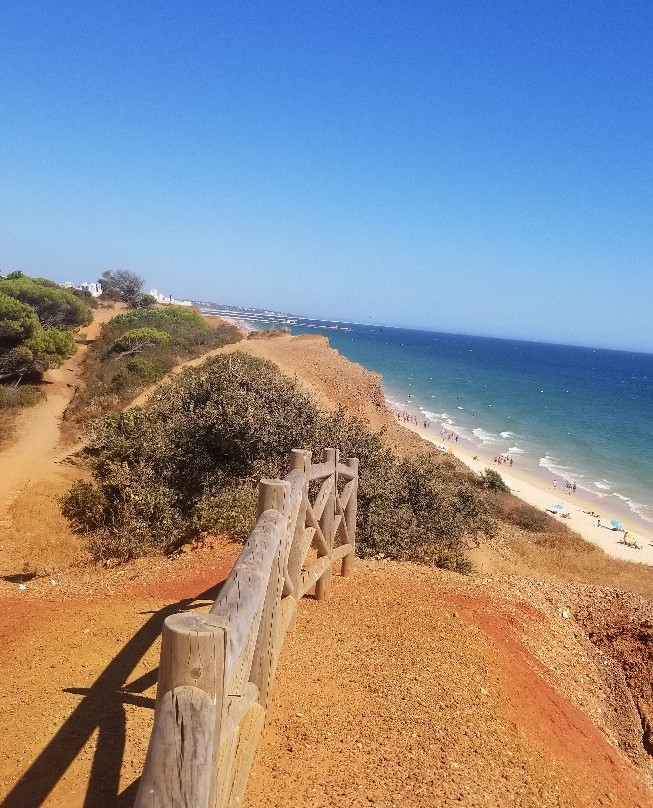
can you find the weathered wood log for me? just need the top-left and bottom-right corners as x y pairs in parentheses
(336, 462), (357, 480)
(134, 686), (215, 808)
(211, 510), (286, 688)
(342, 456), (358, 577)
(307, 461), (334, 481)
(315, 448), (337, 600)
(282, 469), (305, 597)
(332, 543), (352, 562)
(225, 702), (266, 808)
(212, 683), (261, 808)
(337, 478), (356, 511)
(311, 475), (334, 521)
(249, 480), (288, 709)
(299, 554), (333, 597)
(304, 504), (330, 556)
(287, 450), (310, 591)
(156, 613), (228, 707)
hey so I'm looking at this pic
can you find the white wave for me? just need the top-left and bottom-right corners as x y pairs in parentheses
(611, 492), (641, 508)
(539, 455), (573, 475)
(419, 409), (438, 420)
(605, 493), (653, 525)
(593, 481), (612, 491)
(472, 428), (499, 444)
(500, 430), (520, 439)
(457, 406), (464, 410)
(507, 446), (525, 455)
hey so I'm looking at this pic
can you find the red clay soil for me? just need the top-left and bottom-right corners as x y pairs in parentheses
(449, 595), (645, 804)
(244, 562), (651, 808)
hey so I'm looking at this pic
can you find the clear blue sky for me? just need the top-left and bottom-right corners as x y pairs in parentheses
(1, 2), (651, 351)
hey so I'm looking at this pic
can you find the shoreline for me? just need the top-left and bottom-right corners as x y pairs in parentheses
(390, 402), (653, 566)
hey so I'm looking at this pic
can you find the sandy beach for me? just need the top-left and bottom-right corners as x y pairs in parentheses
(397, 414), (653, 566)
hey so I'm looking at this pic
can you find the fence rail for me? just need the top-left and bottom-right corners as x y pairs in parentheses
(134, 448), (358, 808)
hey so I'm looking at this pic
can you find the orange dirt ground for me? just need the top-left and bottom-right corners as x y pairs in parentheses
(2, 553), (651, 807)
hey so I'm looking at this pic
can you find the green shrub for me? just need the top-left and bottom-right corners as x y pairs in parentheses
(65, 308), (242, 428)
(0, 384), (45, 409)
(0, 275), (92, 329)
(480, 468), (511, 492)
(0, 290), (77, 382)
(63, 353), (491, 568)
(110, 327), (171, 356)
(193, 479), (258, 540)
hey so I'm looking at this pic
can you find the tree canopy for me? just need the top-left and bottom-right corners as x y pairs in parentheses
(110, 327), (171, 357)
(98, 269), (147, 307)
(0, 290), (76, 382)
(0, 276), (93, 330)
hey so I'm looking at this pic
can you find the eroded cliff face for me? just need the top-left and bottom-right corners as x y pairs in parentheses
(574, 590), (653, 760)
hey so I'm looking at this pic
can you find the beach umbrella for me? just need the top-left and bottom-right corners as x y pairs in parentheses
(610, 519), (623, 530)
(552, 504), (564, 510)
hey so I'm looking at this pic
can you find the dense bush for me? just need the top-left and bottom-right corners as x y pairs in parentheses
(0, 275), (92, 330)
(98, 269), (151, 308)
(65, 306), (242, 426)
(110, 327), (171, 356)
(480, 467), (511, 493)
(0, 289), (78, 382)
(63, 353), (491, 569)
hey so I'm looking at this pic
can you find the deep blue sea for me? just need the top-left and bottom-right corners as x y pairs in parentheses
(276, 320), (653, 527)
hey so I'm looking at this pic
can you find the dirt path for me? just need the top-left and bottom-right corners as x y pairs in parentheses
(1, 551), (651, 807)
(0, 307), (117, 510)
(0, 307), (120, 577)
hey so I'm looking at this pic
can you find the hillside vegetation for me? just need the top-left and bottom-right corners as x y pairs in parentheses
(63, 352), (493, 567)
(64, 305), (242, 430)
(0, 271), (93, 445)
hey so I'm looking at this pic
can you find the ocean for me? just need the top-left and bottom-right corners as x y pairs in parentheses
(278, 321), (653, 528)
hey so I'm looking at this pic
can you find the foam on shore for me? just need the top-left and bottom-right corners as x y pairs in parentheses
(388, 397), (653, 566)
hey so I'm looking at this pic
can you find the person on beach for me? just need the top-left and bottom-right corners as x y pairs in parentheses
(553, 480), (557, 489)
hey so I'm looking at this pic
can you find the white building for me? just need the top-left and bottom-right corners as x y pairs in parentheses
(149, 288), (192, 306)
(64, 281), (103, 297)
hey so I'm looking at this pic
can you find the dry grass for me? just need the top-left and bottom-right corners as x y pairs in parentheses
(503, 526), (653, 601)
(2, 471), (88, 575)
(0, 385), (46, 449)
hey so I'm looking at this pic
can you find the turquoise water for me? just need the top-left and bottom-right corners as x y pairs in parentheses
(284, 322), (653, 527)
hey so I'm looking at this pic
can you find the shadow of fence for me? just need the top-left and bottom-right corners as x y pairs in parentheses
(3, 581), (225, 808)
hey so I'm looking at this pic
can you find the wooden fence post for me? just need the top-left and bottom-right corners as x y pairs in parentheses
(157, 612), (228, 708)
(287, 449), (310, 597)
(342, 456), (358, 577)
(250, 479), (290, 709)
(315, 448), (337, 600)
(137, 612), (228, 808)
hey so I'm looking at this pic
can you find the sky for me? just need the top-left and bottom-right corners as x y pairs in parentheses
(1, 1), (652, 352)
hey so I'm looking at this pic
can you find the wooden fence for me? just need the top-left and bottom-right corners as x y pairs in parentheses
(134, 448), (358, 808)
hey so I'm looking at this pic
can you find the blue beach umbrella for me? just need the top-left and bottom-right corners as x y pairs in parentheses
(610, 519), (623, 530)
(552, 504), (564, 510)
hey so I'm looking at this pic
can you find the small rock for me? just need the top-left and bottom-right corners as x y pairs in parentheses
(561, 609), (570, 619)
(18, 584), (27, 591)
